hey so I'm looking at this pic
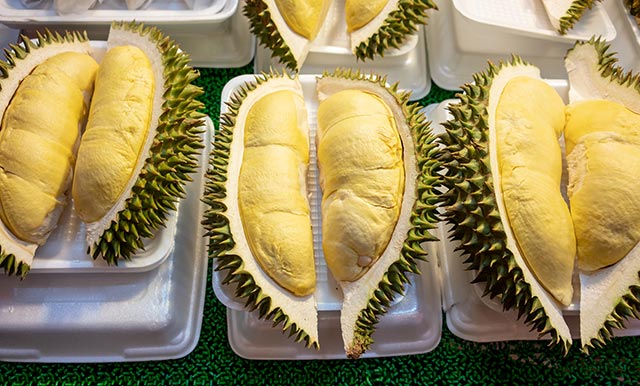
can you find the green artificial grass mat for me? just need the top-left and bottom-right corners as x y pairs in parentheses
(1, 66), (640, 386)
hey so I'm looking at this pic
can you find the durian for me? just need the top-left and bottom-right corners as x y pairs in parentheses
(203, 72), (318, 349)
(540, 0), (601, 34)
(243, 0), (437, 71)
(203, 69), (440, 358)
(625, 0), (640, 22)
(0, 31), (98, 277)
(564, 38), (640, 352)
(439, 58), (574, 353)
(72, 21), (205, 265)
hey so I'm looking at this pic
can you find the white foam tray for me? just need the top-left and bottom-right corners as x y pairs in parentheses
(0, 116), (212, 363)
(0, 0), (254, 68)
(254, 26), (430, 101)
(427, 0), (639, 90)
(423, 88), (640, 343)
(212, 74), (442, 359)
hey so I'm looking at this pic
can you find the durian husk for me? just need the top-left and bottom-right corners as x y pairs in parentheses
(565, 37), (640, 352)
(317, 68), (440, 359)
(0, 31), (94, 278)
(202, 71), (319, 349)
(439, 58), (572, 354)
(85, 21), (205, 265)
(540, 0), (601, 34)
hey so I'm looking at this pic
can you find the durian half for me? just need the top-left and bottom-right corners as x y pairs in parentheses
(243, 0), (437, 71)
(317, 69), (440, 359)
(72, 21), (205, 265)
(0, 31), (98, 277)
(203, 72), (318, 349)
(540, 0), (601, 34)
(439, 58), (575, 353)
(564, 38), (640, 352)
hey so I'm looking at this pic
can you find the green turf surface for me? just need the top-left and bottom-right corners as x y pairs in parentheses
(1, 66), (639, 385)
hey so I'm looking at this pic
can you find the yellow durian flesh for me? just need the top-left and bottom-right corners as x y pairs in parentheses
(495, 76), (575, 306)
(317, 89), (404, 282)
(238, 90), (315, 297)
(345, 0), (389, 32)
(0, 51), (98, 244)
(274, 0), (328, 40)
(565, 99), (640, 272)
(72, 45), (154, 223)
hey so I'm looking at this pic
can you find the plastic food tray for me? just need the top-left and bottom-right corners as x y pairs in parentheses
(0, 116), (212, 363)
(0, 0), (254, 68)
(212, 74), (443, 359)
(427, 0), (639, 90)
(423, 86), (640, 343)
(453, 0), (615, 44)
(254, 26), (431, 101)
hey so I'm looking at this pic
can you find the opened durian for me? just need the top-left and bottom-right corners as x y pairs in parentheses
(0, 32), (98, 277)
(564, 38), (640, 352)
(72, 21), (204, 265)
(203, 72), (318, 349)
(540, 0), (600, 34)
(316, 69), (439, 358)
(243, 0), (437, 71)
(203, 69), (439, 357)
(440, 58), (575, 353)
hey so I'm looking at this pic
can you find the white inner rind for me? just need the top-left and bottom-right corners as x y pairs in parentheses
(264, 0), (314, 69)
(487, 65), (572, 345)
(540, 0), (577, 30)
(349, 0), (400, 52)
(565, 42), (640, 347)
(223, 76), (318, 345)
(0, 38), (92, 267)
(566, 43), (640, 112)
(84, 27), (166, 248)
(317, 76), (417, 353)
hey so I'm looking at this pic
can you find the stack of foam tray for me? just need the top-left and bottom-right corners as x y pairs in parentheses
(0, 0), (254, 67)
(0, 114), (214, 363)
(426, 0), (640, 90)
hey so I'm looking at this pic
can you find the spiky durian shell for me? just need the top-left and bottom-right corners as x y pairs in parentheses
(202, 71), (318, 349)
(438, 57), (572, 354)
(0, 30), (94, 278)
(565, 37), (640, 353)
(317, 69), (441, 359)
(88, 21), (205, 265)
(243, 0), (299, 71)
(625, 0), (640, 17)
(353, 0), (437, 61)
(551, 0), (601, 35)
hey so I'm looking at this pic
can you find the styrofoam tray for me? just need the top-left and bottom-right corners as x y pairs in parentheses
(427, 0), (640, 91)
(453, 0), (615, 43)
(0, 116), (211, 363)
(423, 87), (640, 343)
(0, 0), (254, 68)
(254, 26), (430, 101)
(0, 0), (226, 22)
(622, 0), (640, 46)
(212, 74), (442, 359)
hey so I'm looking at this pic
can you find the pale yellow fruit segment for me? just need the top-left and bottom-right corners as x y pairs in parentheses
(565, 99), (640, 271)
(0, 51), (98, 244)
(317, 89), (404, 282)
(345, 0), (388, 32)
(238, 90), (315, 297)
(275, 0), (328, 39)
(496, 76), (575, 306)
(73, 45), (154, 223)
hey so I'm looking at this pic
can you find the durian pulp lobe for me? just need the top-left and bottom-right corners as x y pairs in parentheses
(0, 52), (98, 244)
(72, 45), (154, 223)
(238, 90), (315, 297)
(495, 76), (575, 306)
(317, 89), (404, 282)
(565, 99), (640, 272)
(345, 0), (388, 32)
(274, 0), (328, 40)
